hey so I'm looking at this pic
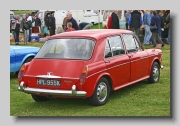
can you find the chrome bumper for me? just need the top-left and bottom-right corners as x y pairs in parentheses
(18, 81), (86, 97)
(161, 65), (164, 69)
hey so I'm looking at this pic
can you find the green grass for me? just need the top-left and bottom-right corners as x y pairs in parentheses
(91, 23), (104, 29)
(10, 26), (170, 116)
(12, 10), (35, 15)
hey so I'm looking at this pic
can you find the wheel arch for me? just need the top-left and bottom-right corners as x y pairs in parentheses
(92, 72), (114, 95)
(21, 54), (35, 65)
(149, 57), (160, 76)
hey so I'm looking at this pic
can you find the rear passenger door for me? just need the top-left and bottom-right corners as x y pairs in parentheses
(104, 35), (130, 89)
(122, 34), (149, 82)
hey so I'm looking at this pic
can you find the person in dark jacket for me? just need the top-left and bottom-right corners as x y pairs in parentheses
(47, 13), (56, 36)
(11, 15), (20, 45)
(128, 10), (143, 38)
(166, 13), (170, 44)
(66, 12), (79, 30)
(157, 10), (164, 39)
(21, 15), (29, 44)
(111, 10), (120, 29)
(35, 14), (41, 28)
(150, 11), (164, 47)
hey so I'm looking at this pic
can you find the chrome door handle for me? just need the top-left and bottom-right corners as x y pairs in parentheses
(105, 60), (110, 63)
(128, 54), (133, 58)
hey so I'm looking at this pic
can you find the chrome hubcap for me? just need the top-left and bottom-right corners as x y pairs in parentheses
(97, 82), (107, 102)
(153, 66), (159, 81)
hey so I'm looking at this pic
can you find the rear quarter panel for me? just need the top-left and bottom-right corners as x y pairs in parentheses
(81, 38), (110, 97)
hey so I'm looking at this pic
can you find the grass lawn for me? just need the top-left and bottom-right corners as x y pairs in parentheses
(10, 25), (170, 116)
(12, 10), (35, 15)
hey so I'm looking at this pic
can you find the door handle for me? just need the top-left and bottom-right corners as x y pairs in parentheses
(105, 60), (110, 63)
(128, 54), (133, 58)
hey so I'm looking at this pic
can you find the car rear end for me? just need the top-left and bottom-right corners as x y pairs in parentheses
(18, 38), (95, 98)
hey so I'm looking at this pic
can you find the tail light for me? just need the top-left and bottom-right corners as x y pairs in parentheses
(18, 64), (26, 80)
(80, 66), (88, 84)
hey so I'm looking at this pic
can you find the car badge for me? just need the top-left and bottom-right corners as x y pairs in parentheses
(47, 72), (52, 77)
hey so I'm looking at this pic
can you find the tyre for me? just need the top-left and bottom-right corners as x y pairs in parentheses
(148, 62), (160, 83)
(31, 94), (49, 102)
(89, 77), (110, 106)
(15, 57), (34, 77)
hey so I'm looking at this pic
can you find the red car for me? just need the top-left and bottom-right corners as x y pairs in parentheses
(18, 29), (163, 106)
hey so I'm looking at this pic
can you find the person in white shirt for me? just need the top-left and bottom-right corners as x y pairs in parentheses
(26, 13), (32, 42)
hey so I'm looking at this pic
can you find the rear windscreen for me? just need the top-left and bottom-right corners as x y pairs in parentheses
(35, 38), (95, 60)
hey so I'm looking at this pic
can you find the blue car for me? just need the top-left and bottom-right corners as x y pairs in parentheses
(10, 45), (40, 75)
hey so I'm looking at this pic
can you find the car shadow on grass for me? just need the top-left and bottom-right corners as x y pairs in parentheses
(23, 80), (151, 108)
(10, 73), (17, 79)
(110, 80), (150, 98)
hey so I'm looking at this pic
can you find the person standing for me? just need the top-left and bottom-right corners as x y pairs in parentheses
(125, 10), (131, 30)
(47, 13), (56, 36)
(128, 10), (143, 38)
(26, 13), (32, 42)
(157, 10), (165, 39)
(35, 14), (41, 28)
(111, 10), (120, 29)
(66, 12), (79, 30)
(21, 15), (29, 44)
(166, 13), (170, 44)
(11, 15), (20, 45)
(143, 10), (152, 45)
(62, 16), (67, 31)
(150, 11), (164, 48)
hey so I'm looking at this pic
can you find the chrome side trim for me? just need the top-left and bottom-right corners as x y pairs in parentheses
(87, 69), (105, 78)
(106, 62), (129, 71)
(87, 62), (130, 78)
(131, 56), (150, 63)
(18, 82), (86, 97)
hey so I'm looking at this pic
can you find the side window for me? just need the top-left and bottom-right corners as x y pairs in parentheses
(123, 34), (140, 53)
(104, 40), (112, 58)
(108, 35), (125, 56)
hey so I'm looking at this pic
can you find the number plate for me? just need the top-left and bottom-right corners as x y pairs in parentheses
(37, 78), (61, 86)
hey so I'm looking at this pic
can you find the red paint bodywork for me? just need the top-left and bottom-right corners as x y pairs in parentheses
(18, 29), (163, 98)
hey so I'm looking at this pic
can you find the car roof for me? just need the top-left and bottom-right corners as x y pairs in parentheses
(50, 29), (133, 40)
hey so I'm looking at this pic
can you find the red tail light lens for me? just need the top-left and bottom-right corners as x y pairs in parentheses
(18, 64), (26, 80)
(80, 66), (88, 84)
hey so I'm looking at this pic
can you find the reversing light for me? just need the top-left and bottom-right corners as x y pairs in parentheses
(80, 66), (88, 84)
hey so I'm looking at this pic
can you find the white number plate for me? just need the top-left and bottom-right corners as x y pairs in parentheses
(37, 78), (61, 86)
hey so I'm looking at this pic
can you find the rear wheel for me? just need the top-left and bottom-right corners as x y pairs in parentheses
(89, 77), (110, 106)
(31, 94), (49, 102)
(148, 62), (160, 83)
